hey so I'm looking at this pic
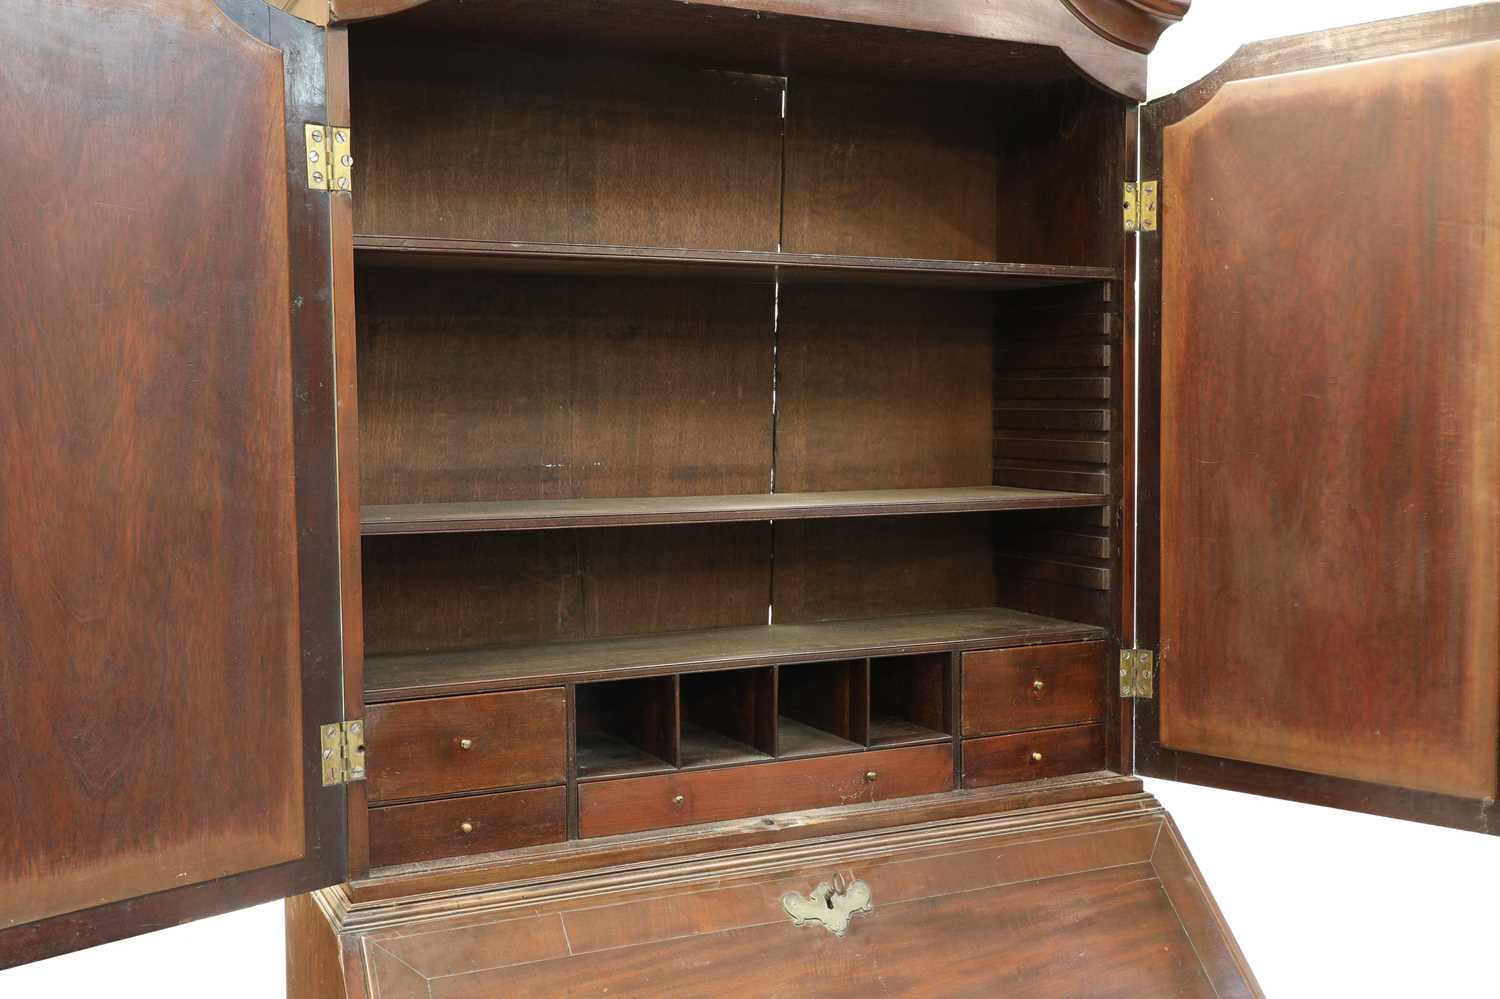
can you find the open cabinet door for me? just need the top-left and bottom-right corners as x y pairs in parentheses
(1137, 7), (1500, 833)
(0, 0), (351, 966)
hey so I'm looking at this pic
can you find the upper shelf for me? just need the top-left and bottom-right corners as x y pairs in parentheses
(353, 236), (1119, 291)
(362, 486), (1109, 536)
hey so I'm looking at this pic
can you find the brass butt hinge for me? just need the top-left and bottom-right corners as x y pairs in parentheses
(264, 0), (330, 27)
(321, 719), (367, 786)
(1120, 648), (1155, 699)
(304, 124), (353, 194)
(1123, 180), (1159, 233)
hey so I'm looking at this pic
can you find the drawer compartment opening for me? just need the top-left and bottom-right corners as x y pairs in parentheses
(575, 676), (679, 781)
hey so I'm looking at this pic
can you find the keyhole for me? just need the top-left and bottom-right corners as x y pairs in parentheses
(825, 892), (835, 910)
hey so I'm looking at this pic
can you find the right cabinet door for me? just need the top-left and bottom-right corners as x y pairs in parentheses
(1137, 6), (1500, 833)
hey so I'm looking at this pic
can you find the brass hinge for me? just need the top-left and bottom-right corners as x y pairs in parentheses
(304, 124), (353, 194)
(320, 719), (367, 786)
(1120, 648), (1155, 699)
(263, 0), (329, 27)
(1123, 180), (1159, 233)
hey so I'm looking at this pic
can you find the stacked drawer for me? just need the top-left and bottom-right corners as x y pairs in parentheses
(363, 689), (568, 868)
(960, 640), (1108, 787)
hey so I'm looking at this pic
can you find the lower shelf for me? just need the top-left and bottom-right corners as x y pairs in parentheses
(364, 606), (1106, 702)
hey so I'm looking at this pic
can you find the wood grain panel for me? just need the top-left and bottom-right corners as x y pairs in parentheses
(364, 690), (566, 803)
(352, 43), (782, 249)
(368, 787), (567, 869)
(771, 516), (997, 625)
(357, 270), (773, 505)
(963, 641), (1109, 736)
(1155, 41), (1500, 799)
(776, 286), (994, 493)
(783, 76), (997, 260)
(362, 524), (770, 655)
(579, 744), (954, 837)
(425, 865), (1212, 999)
(0, 0), (320, 942)
(963, 725), (1106, 787)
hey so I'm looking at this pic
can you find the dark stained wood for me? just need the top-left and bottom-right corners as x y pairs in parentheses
(776, 286), (994, 492)
(363, 486), (1108, 535)
(362, 524), (770, 656)
(772, 517), (998, 625)
(963, 724), (1106, 788)
(1151, 816), (1260, 998)
(994, 79), (1128, 266)
(679, 669), (777, 767)
(352, 43), (782, 249)
(994, 280), (1120, 631)
(355, 236), (1119, 289)
(0, 0), (347, 967)
(1140, 13), (1500, 814)
(369, 787), (567, 869)
(869, 654), (952, 747)
(364, 690), (567, 803)
(1063, 0), (1190, 53)
(348, 776), (1145, 901)
(962, 641), (1109, 736)
(285, 893), (351, 999)
(356, 270), (773, 506)
(777, 659), (867, 755)
(326, 21), (373, 885)
(783, 77), (997, 261)
(579, 744), (954, 837)
(329, 794), (1256, 999)
(365, 607), (1104, 702)
(345, 0), (1150, 99)
(576, 676), (680, 780)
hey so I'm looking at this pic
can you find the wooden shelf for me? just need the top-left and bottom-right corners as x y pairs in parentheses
(364, 607), (1106, 703)
(775, 717), (864, 759)
(575, 732), (675, 783)
(678, 723), (772, 770)
(362, 486), (1108, 536)
(353, 235), (1118, 291)
(868, 716), (951, 749)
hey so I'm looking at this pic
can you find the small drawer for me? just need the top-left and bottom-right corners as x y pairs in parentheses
(580, 743), (954, 839)
(962, 641), (1107, 737)
(368, 786), (567, 869)
(365, 689), (566, 803)
(962, 724), (1105, 788)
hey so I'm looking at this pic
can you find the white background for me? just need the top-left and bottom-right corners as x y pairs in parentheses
(5, 1), (1500, 995)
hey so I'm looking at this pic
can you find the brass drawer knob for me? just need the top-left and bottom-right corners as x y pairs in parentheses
(1032, 679), (1046, 692)
(459, 820), (475, 834)
(458, 738), (474, 751)
(1030, 751), (1044, 763)
(673, 794), (685, 807)
(864, 770), (878, 783)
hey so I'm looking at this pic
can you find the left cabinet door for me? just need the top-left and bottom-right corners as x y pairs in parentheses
(0, 0), (350, 967)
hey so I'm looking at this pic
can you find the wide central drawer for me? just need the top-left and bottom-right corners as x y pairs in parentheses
(579, 742), (955, 838)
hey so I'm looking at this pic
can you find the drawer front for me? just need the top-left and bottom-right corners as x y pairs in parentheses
(580, 743), (954, 838)
(962, 641), (1107, 737)
(365, 689), (566, 803)
(962, 724), (1105, 788)
(368, 786), (567, 869)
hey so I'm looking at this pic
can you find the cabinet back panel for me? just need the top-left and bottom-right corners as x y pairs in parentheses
(772, 516), (997, 624)
(352, 44), (783, 250)
(776, 286), (994, 492)
(357, 270), (773, 505)
(783, 76), (999, 260)
(363, 524), (770, 654)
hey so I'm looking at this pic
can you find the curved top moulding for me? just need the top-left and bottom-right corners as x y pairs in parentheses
(330, 0), (1190, 100)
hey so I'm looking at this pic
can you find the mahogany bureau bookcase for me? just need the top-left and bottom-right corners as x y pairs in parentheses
(3, 0), (1498, 994)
